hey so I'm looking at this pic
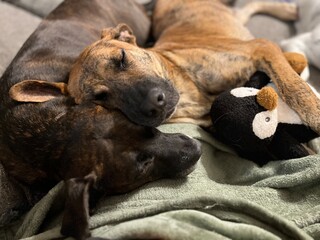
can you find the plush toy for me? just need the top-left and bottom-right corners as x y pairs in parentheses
(210, 70), (319, 166)
(280, 0), (320, 78)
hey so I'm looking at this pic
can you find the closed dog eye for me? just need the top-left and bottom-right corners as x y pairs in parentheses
(109, 48), (127, 70)
(119, 48), (127, 69)
(136, 153), (155, 174)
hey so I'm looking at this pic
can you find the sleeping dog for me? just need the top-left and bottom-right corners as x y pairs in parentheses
(65, 0), (320, 135)
(0, 0), (201, 239)
(6, 81), (201, 239)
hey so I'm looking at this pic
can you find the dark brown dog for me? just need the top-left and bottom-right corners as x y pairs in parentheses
(0, 0), (201, 239)
(6, 81), (201, 239)
(65, 0), (320, 134)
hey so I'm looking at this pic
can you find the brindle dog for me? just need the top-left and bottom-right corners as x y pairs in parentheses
(1, 0), (201, 239)
(65, 0), (320, 135)
(5, 84), (201, 239)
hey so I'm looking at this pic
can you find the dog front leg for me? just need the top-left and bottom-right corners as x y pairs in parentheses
(61, 172), (97, 240)
(250, 39), (320, 134)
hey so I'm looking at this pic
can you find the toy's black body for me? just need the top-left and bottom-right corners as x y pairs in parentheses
(210, 72), (318, 166)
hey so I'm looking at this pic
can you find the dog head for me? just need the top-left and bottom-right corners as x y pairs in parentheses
(68, 24), (180, 127)
(62, 103), (202, 195)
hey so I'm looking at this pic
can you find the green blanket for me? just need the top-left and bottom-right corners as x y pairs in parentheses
(2, 123), (320, 240)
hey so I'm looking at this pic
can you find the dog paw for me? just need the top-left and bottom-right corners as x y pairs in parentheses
(280, 2), (298, 21)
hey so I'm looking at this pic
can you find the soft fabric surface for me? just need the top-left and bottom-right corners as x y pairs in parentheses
(3, 0), (64, 17)
(0, 1), (40, 75)
(0, 164), (27, 228)
(1, 123), (320, 240)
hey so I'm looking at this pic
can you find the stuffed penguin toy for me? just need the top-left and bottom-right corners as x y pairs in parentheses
(210, 71), (319, 166)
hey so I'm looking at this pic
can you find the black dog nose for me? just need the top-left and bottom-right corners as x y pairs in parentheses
(141, 88), (166, 117)
(149, 88), (166, 106)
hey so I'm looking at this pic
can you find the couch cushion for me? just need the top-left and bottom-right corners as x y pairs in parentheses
(0, 2), (40, 76)
(4, 0), (63, 17)
(5, 0), (152, 17)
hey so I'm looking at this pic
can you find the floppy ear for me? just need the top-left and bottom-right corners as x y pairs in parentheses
(61, 172), (97, 240)
(101, 23), (137, 45)
(9, 80), (68, 102)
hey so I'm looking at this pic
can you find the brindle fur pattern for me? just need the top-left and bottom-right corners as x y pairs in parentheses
(69, 0), (320, 133)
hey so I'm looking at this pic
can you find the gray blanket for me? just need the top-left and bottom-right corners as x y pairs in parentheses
(1, 123), (320, 240)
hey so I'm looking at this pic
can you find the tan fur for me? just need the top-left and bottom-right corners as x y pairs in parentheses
(68, 0), (320, 134)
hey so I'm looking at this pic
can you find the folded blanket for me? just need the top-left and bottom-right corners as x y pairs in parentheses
(1, 123), (319, 240)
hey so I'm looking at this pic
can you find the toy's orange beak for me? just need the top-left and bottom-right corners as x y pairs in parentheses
(257, 87), (278, 110)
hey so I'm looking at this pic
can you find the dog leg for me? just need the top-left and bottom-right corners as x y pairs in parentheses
(250, 39), (320, 134)
(61, 172), (97, 240)
(235, 1), (298, 25)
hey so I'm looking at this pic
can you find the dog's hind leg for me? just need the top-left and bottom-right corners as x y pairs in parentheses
(235, 1), (298, 25)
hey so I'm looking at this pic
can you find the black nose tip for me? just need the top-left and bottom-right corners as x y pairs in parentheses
(148, 88), (166, 107)
(141, 88), (166, 117)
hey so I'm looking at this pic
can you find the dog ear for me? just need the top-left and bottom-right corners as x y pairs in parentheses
(9, 80), (68, 102)
(61, 172), (97, 240)
(101, 23), (137, 45)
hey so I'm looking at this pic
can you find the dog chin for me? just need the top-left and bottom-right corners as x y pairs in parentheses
(174, 164), (197, 178)
(165, 106), (177, 119)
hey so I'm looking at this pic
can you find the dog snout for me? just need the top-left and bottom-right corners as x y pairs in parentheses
(141, 87), (166, 117)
